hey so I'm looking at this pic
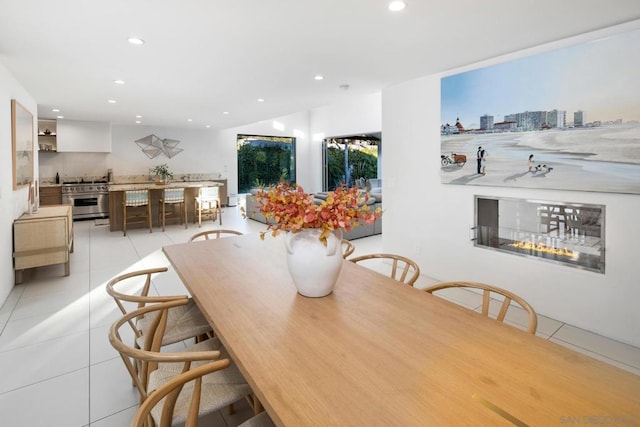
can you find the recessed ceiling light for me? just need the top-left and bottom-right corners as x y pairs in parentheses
(52, 108), (60, 112)
(108, 99), (117, 104)
(314, 75), (324, 81)
(388, 1), (406, 12)
(223, 111), (230, 115)
(114, 79), (125, 85)
(257, 98), (265, 103)
(205, 125), (211, 128)
(57, 115), (64, 119)
(136, 115), (142, 118)
(187, 118), (193, 122)
(127, 37), (145, 45)
(135, 120), (141, 124)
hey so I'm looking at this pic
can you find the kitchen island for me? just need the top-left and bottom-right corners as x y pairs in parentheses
(108, 180), (226, 232)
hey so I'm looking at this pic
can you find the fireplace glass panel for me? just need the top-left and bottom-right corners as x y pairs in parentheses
(474, 196), (605, 273)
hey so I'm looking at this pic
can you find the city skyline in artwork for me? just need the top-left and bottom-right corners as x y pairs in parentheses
(439, 27), (640, 195)
(441, 29), (640, 130)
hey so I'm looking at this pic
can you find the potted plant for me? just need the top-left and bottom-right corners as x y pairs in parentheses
(253, 182), (379, 243)
(246, 182), (381, 297)
(151, 163), (173, 184)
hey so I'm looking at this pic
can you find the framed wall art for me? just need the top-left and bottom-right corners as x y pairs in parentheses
(11, 99), (34, 190)
(440, 27), (640, 195)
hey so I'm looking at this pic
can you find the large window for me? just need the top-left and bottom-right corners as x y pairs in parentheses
(237, 134), (296, 193)
(322, 133), (380, 191)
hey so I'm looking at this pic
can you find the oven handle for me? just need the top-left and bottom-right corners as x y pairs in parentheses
(66, 192), (109, 197)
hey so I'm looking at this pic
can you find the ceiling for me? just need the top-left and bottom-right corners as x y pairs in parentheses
(2, 1), (640, 130)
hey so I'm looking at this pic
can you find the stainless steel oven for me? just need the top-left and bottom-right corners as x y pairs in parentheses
(61, 182), (109, 220)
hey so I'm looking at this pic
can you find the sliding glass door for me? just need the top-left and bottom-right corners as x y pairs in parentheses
(237, 134), (296, 193)
(322, 134), (380, 191)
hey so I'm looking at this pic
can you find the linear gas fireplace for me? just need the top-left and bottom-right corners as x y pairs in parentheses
(473, 196), (605, 273)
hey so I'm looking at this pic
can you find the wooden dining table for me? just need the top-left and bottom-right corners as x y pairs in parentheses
(163, 233), (640, 426)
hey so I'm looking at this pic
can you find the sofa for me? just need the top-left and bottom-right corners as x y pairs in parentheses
(245, 189), (382, 240)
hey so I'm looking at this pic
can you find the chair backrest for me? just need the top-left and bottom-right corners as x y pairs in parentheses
(342, 239), (355, 259)
(163, 188), (185, 202)
(125, 189), (150, 206)
(188, 229), (243, 242)
(130, 359), (231, 427)
(108, 299), (223, 401)
(423, 281), (538, 334)
(349, 253), (420, 286)
(199, 186), (220, 201)
(105, 267), (187, 343)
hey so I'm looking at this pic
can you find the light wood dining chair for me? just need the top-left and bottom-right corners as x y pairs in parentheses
(122, 189), (152, 236)
(238, 411), (276, 427)
(342, 239), (355, 259)
(130, 357), (273, 427)
(194, 186), (222, 227)
(423, 281), (538, 334)
(188, 229), (243, 242)
(109, 299), (253, 413)
(158, 187), (187, 231)
(349, 253), (420, 286)
(105, 267), (213, 352)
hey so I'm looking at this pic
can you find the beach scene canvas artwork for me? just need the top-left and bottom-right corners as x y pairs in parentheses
(440, 27), (640, 195)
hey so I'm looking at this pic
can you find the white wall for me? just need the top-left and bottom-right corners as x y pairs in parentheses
(110, 125), (225, 179)
(382, 23), (640, 347)
(217, 111), (312, 194)
(0, 63), (37, 304)
(38, 124), (226, 182)
(308, 93), (382, 192)
(215, 95), (381, 195)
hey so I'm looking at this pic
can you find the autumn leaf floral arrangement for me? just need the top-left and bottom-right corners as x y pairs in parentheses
(248, 182), (381, 244)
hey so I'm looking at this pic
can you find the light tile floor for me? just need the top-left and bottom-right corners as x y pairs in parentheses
(1, 202), (639, 426)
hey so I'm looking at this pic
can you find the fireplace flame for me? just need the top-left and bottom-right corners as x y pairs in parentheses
(508, 241), (577, 258)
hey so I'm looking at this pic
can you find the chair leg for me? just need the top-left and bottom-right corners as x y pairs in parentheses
(148, 203), (152, 233)
(161, 200), (166, 232)
(245, 393), (264, 415)
(183, 201), (188, 229)
(218, 202), (222, 225)
(122, 204), (127, 236)
(193, 200), (197, 225)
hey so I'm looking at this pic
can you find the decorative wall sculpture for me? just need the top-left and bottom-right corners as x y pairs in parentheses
(440, 27), (640, 195)
(135, 134), (183, 159)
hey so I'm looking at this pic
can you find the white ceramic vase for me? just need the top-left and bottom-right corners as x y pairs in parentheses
(285, 228), (343, 297)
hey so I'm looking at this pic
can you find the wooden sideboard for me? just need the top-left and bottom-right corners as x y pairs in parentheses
(108, 180), (227, 232)
(13, 205), (74, 284)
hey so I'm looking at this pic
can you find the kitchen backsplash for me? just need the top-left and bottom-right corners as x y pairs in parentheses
(40, 172), (223, 185)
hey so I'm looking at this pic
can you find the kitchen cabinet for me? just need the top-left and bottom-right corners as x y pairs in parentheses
(39, 186), (62, 205)
(13, 205), (74, 283)
(38, 119), (57, 152)
(57, 119), (111, 152)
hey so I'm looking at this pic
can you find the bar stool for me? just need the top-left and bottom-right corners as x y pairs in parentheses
(194, 186), (222, 227)
(158, 187), (187, 231)
(122, 190), (152, 236)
